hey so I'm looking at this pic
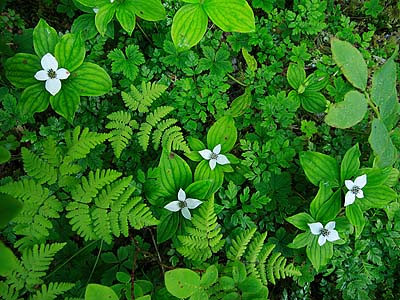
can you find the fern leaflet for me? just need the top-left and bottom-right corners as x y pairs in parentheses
(226, 227), (256, 261)
(21, 147), (58, 185)
(31, 282), (75, 300)
(122, 81), (167, 113)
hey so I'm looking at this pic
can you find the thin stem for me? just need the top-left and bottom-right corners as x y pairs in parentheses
(82, 239), (103, 296)
(148, 228), (165, 276)
(227, 73), (247, 87)
(365, 92), (380, 119)
(136, 22), (153, 46)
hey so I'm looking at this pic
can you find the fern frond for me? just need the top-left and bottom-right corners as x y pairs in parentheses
(127, 196), (159, 229)
(257, 244), (275, 285)
(0, 179), (62, 249)
(31, 282), (75, 300)
(21, 147), (58, 185)
(177, 198), (224, 262)
(42, 137), (62, 166)
(153, 118), (178, 149)
(66, 202), (96, 240)
(245, 232), (268, 277)
(0, 282), (19, 300)
(146, 106), (174, 126)
(106, 111), (137, 158)
(161, 125), (190, 153)
(122, 90), (139, 111)
(138, 123), (152, 151)
(122, 81), (167, 113)
(226, 227), (257, 261)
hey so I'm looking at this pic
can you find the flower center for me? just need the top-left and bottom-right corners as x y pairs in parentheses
(320, 228), (330, 237)
(178, 201), (187, 209)
(351, 185), (361, 194)
(210, 152), (218, 160)
(47, 69), (57, 79)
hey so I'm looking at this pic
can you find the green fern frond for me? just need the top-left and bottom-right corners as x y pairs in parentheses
(0, 282), (18, 300)
(245, 231), (268, 276)
(66, 202), (96, 240)
(122, 90), (139, 111)
(42, 137), (62, 166)
(0, 179), (62, 249)
(226, 227), (257, 261)
(257, 244), (275, 286)
(177, 198), (224, 261)
(138, 123), (152, 151)
(21, 147), (58, 185)
(127, 196), (159, 229)
(31, 282), (75, 300)
(161, 125), (190, 153)
(122, 81), (167, 113)
(153, 118), (178, 149)
(146, 106), (174, 126)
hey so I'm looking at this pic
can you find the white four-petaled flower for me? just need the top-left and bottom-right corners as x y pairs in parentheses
(344, 174), (367, 207)
(164, 188), (203, 220)
(199, 144), (230, 170)
(34, 53), (70, 96)
(308, 221), (340, 246)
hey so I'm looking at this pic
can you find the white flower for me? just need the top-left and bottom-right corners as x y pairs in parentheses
(110, 0), (115, 2)
(344, 174), (367, 206)
(164, 188), (203, 220)
(93, 7), (99, 14)
(34, 53), (70, 96)
(308, 221), (340, 246)
(199, 144), (230, 170)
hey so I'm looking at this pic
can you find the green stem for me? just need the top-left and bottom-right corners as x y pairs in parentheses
(137, 23), (153, 46)
(227, 73), (247, 87)
(365, 92), (380, 119)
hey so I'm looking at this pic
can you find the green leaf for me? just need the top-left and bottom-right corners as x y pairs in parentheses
(226, 87), (252, 117)
(287, 63), (306, 90)
(157, 213), (179, 243)
(316, 190), (341, 223)
(310, 183), (333, 219)
(203, 0), (255, 32)
(345, 203), (365, 238)
(340, 144), (361, 183)
(362, 185), (397, 209)
(325, 90), (367, 128)
(68, 62), (112, 96)
(200, 265), (218, 288)
(368, 118), (397, 167)
(0, 241), (19, 276)
(108, 45), (144, 81)
(132, 0), (166, 21)
(288, 231), (313, 249)
(71, 14), (98, 40)
(238, 277), (262, 293)
(50, 82), (81, 124)
(33, 19), (59, 57)
(0, 146), (11, 164)
(85, 283), (119, 300)
(19, 82), (50, 116)
(242, 48), (257, 74)
(116, 2), (136, 35)
(207, 116), (237, 152)
(331, 38), (368, 91)
(55, 33), (85, 72)
(5, 53), (41, 88)
(194, 160), (224, 194)
(185, 180), (213, 200)
(171, 4), (208, 51)
(300, 151), (340, 187)
(306, 236), (333, 271)
(165, 268), (201, 298)
(96, 3), (116, 36)
(0, 192), (23, 228)
(286, 212), (314, 231)
(301, 91), (327, 113)
(159, 151), (192, 196)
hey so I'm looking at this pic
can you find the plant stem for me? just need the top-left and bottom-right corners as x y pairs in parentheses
(365, 92), (380, 119)
(227, 73), (247, 87)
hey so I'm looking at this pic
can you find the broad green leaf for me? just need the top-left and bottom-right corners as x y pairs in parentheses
(360, 167), (392, 186)
(75, 0), (106, 6)
(188, 137), (206, 151)
(237, 277), (263, 293)
(171, 4), (208, 51)
(159, 151), (192, 196)
(132, 0), (166, 21)
(306, 236), (333, 271)
(85, 284), (119, 300)
(55, 33), (85, 72)
(316, 190), (341, 222)
(68, 62), (112, 96)
(325, 90), (367, 128)
(0, 147), (11, 164)
(226, 87), (252, 117)
(300, 151), (340, 187)
(19, 83), (50, 116)
(185, 180), (213, 200)
(286, 212), (314, 231)
(345, 203), (365, 238)
(288, 231), (313, 249)
(194, 160), (224, 194)
(310, 183), (333, 219)
(207, 116), (237, 152)
(50, 82), (81, 124)
(331, 38), (368, 91)
(301, 91), (327, 113)
(0, 193), (23, 228)
(95, 3), (116, 36)
(200, 265), (218, 288)
(116, 2), (136, 35)
(0, 241), (19, 276)
(287, 63), (306, 90)
(165, 269), (201, 298)
(362, 185), (397, 209)
(340, 144), (361, 183)
(368, 118), (397, 167)
(242, 48), (257, 73)
(203, 0), (255, 32)
(33, 19), (59, 57)
(71, 14), (98, 40)
(157, 213), (179, 243)
(5, 53), (41, 88)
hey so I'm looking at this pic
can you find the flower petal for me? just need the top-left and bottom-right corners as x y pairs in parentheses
(181, 207), (191, 220)
(213, 144), (221, 154)
(34, 70), (49, 81)
(199, 149), (212, 160)
(216, 154), (230, 165)
(345, 180), (354, 190)
(45, 78), (62, 96)
(318, 235), (327, 246)
(308, 222), (323, 235)
(326, 229), (340, 242)
(209, 159), (217, 170)
(325, 221), (336, 231)
(56, 68), (70, 80)
(164, 201), (181, 212)
(354, 174), (367, 188)
(344, 191), (356, 206)
(186, 198), (202, 209)
(356, 189), (364, 199)
(178, 188), (186, 201)
(41, 53), (58, 71)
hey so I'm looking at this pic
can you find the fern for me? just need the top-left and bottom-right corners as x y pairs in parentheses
(42, 137), (62, 166)
(106, 111), (138, 158)
(66, 170), (158, 244)
(161, 125), (190, 152)
(122, 81), (167, 113)
(31, 282), (75, 300)
(0, 179), (62, 249)
(21, 147), (58, 185)
(226, 227), (257, 261)
(177, 198), (225, 261)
